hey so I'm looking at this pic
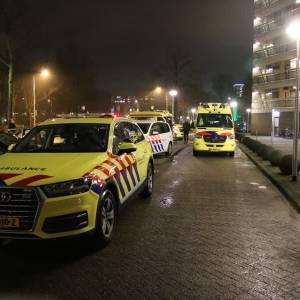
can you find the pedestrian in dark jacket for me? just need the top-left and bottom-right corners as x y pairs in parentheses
(183, 120), (190, 144)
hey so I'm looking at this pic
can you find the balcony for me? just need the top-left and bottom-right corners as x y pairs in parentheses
(254, 19), (282, 36)
(255, 0), (296, 17)
(254, 0), (279, 10)
(253, 69), (297, 90)
(254, 6), (300, 37)
(253, 43), (296, 65)
(252, 97), (295, 114)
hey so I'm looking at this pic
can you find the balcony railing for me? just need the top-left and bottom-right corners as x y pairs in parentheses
(255, 19), (282, 35)
(254, 6), (300, 36)
(253, 69), (296, 84)
(254, 0), (279, 10)
(253, 98), (295, 112)
(253, 43), (295, 60)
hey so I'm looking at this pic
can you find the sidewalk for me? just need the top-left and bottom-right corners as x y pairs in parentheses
(249, 135), (298, 155)
(240, 137), (300, 213)
(173, 140), (190, 156)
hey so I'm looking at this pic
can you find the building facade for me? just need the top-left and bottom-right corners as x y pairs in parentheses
(233, 83), (245, 98)
(252, 0), (300, 135)
(111, 96), (154, 115)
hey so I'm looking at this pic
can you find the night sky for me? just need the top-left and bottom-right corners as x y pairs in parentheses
(11, 0), (254, 95)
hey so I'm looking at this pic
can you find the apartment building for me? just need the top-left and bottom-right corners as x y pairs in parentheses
(252, 0), (300, 135)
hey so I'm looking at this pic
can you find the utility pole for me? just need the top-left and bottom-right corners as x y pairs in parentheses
(8, 62), (13, 124)
(0, 55), (13, 126)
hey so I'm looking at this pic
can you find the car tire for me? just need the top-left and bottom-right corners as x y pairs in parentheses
(141, 163), (154, 198)
(193, 150), (198, 156)
(166, 142), (173, 156)
(229, 152), (235, 157)
(93, 189), (116, 245)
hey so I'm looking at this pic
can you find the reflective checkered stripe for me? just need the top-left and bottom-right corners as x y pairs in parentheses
(85, 153), (140, 201)
(148, 135), (164, 153)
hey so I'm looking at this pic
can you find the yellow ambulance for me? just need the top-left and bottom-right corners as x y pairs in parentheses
(193, 103), (236, 157)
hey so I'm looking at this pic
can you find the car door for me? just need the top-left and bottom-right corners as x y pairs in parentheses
(160, 123), (173, 151)
(149, 123), (164, 154)
(112, 122), (148, 190)
(126, 122), (149, 181)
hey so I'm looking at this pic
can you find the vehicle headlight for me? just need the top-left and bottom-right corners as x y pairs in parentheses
(228, 135), (235, 140)
(42, 178), (92, 198)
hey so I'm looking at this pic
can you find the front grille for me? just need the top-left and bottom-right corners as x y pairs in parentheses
(0, 188), (39, 231)
(204, 136), (227, 143)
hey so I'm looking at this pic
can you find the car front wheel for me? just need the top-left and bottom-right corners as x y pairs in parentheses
(93, 189), (116, 245)
(166, 142), (173, 156)
(141, 163), (154, 197)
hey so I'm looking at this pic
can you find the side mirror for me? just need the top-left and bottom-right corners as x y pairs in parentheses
(7, 144), (15, 151)
(151, 131), (159, 136)
(118, 142), (137, 155)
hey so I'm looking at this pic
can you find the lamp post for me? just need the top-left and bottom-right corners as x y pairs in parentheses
(154, 86), (169, 111)
(33, 68), (50, 126)
(246, 108), (251, 132)
(191, 108), (196, 123)
(169, 90), (178, 124)
(230, 100), (238, 122)
(135, 99), (139, 111)
(47, 98), (53, 117)
(287, 20), (300, 181)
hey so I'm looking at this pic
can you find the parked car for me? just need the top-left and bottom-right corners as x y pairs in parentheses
(137, 120), (173, 156)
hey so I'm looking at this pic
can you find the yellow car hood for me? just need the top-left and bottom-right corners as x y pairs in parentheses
(0, 152), (107, 187)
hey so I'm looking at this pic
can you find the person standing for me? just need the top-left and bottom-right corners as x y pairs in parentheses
(183, 120), (191, 144)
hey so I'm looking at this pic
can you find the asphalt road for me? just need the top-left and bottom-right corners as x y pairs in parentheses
(1, 146), (300, 300)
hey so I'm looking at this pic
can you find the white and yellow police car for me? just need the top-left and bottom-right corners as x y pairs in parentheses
(136, 120), (173, 156)
(0, 116), (154, 244)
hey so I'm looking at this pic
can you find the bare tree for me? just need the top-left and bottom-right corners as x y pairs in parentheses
(0, 0), (25, 125)
(156, 47), (193, 88)
(0, 0), (18, 125)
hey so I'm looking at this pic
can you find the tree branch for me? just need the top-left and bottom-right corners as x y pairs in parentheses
(0, 55), (9, 67)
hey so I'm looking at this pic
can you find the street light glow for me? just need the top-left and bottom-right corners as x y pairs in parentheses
(191, 108), (196, 114)
(246, 108), (251, 113)
(230, 101), (238, 108)
(286, 20), (300, 40)
(155, 87), (162, 94)
(40, 68), (50, 78)
(169, 90), (178, 97)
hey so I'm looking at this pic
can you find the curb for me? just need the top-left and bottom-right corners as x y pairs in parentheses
(239, 144), (300, 214)
(172, 144), (189, 157)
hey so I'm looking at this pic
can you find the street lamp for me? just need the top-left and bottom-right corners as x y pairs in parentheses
(155, 86), (162, 94)
(191, 108), (196, 122)
(169, 89), (178, 124)
(230, 100), (238, 123)
(246, 108), (251, 132)
(286, 20), (300, 181)
(47, 98), (53, 117)
(154, 86), (170, 111)
(33, 68), (50, 126)
(230, 100), (238, 108)
(135, 99), (139, 111)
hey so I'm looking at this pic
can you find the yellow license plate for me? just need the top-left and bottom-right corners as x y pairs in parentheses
(0, 217), (20, 228)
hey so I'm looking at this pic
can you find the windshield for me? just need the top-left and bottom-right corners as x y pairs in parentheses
(12, 123), (109, 153)
(137, 123), (151, 134)
(197, 114), (233, 128)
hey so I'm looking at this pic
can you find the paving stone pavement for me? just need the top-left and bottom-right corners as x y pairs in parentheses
(0, 146), (300, 300)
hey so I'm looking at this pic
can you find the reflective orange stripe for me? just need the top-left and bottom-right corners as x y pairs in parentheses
(11, 175), (52, 186)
